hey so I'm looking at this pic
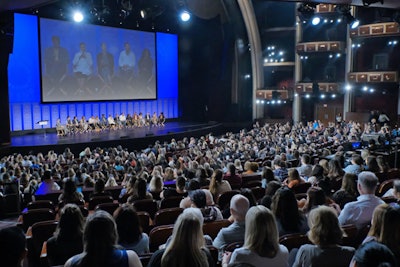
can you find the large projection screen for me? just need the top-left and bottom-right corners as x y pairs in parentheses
(39, 18), (157, 102)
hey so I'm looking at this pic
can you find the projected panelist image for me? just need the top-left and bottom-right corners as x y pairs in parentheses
(138, 48), (154, 92)
(73, 42), (93, 95)
(119, 42), (136, 86)
(97, 42), (114, 94)
(44, 36), (69, 97)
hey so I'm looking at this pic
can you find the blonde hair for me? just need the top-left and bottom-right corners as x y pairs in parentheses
(244, 205), (279, 258)
(307, 206), (344, 246)
(368, 203), (390, 239)
(161, 211), (208, 267)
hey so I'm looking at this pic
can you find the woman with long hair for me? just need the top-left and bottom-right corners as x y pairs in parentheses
(223, 205), (289, 267)
(64, 210), (142, 267)
(271, 187), (309, 236)
(127, 178), (153, 203)
(209, 169), (231, 201)
(332, 173), (358, 209)
(47, 204), (85, 266)
(58, 180), (84, 206)
(148, 209), (214, 267)
(363, 204), (391, 244)
(114, 204), (149, 255)
(292, 206), (355, 267)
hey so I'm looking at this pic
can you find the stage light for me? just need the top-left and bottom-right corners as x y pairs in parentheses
(350, 18), (360, 29)
(320, 94), (326, 99)
(73, 11), (84, 22)
(294, 93), (299, 97)
(312, 16), (321, 25)
(369, 88), (375, 93)
(256, 100), (260, 104)
(345, 84), (352, 90)
(363, 86), (368, 91)
(261, 100), (265, 104)
(332, 94), (336, 98)
(305, 94), (310, 98)
(298, 3), (317, 23)
(180, 10), (191, 22)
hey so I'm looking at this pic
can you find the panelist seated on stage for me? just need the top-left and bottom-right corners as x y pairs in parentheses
(56, 118), (66, 136)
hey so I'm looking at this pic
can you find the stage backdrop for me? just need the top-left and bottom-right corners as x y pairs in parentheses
(8, 13), (178, 131)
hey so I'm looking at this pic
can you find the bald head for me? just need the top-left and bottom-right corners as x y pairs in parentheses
(230, 194), (250, 222)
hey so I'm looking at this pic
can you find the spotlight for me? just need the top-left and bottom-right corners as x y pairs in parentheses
(332, 94), (336, 98)
(369, 88), (375, 93)
(256, 100), (260, 104)
(312, 16), (321, 25)
(345, 84), (352, 90)
(363, 86), (368, 91)
(349, 18), (360, 29)
(336, 5), (360, 29)
(73, 11), (84, 22)
(305, 94), (310, 98)
(180, 10), (191, 22)
(320, 94), (326, 99)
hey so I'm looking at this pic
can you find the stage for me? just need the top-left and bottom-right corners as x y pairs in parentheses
(0, 121), (225, 157)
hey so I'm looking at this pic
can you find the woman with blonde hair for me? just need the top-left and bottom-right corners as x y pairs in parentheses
(292, 206), (355, 267)
(363, 204), (390, 244)
(223, 205), (289, 267)
(148, 209), (214, 267)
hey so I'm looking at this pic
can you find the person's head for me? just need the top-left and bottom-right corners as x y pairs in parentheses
(94, 178), (105, 193)
(244, 205), (279, 258)
(230, 194), (250, 222)
(368, 204), (390, 240)
(262, 167), (276, 182)
(124, 42), (130, 51)
(288, 168), (300, 182)
(271, 187), (302, 232)
(357, 171), (379, 195)
(176, 176), (186, 191)
(302, 154), (311, 165)
(189, 189), (207, 208)
(304, 186), (326, 212)
(211, 169), (223, 183)
(79, 42), (86, 52)
(352, 154), (364, 166)
(0, 227), (26, 267)
(310, 165), (324, 179)
(113, 204), (142, 245)
(379, 205), (400, 257)
(51, 36), (60, 47)
(202, 189), (215, 206)
(56, 204), (84, 240)
(63, 179), (77, 195)
(161, 209), (207, 266)
(81, 210), (118, 265)
(43, 170), (52, 181)
(134, 178), (148, 198)
(350, 241), (397, 267)
(328, 159), (344, 176)
(101, 42), (107, 52)
(342, 173), (358, 195)
(307, 206), (344, 246)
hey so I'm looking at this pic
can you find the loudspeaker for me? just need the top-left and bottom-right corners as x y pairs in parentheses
(145, 133), (154, 137)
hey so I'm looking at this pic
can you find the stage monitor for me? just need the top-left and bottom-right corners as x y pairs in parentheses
(39, 18), (156, 102)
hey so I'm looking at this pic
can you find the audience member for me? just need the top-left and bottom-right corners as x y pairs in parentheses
(148, 209), (215, 267)
(292, 206), (355, 267)
(0, 226), (27, 267)
(332, 173), (358, 209)
(338, 171), (384, 229)
(113, 204), (149, 255)
(65, 210), (142, 267)
(349, 241), (397, 267)
(47, 204), (84, 266)
(223, 205), (289, 267)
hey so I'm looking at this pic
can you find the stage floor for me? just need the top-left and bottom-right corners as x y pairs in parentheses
(1, 121), (223, 156)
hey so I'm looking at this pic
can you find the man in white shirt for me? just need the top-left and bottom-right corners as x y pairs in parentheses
(119, 112), (127, 127)
(338, 171), (384, 229)
(119, 42), (135, 83)
(72, 42), (93, 94)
